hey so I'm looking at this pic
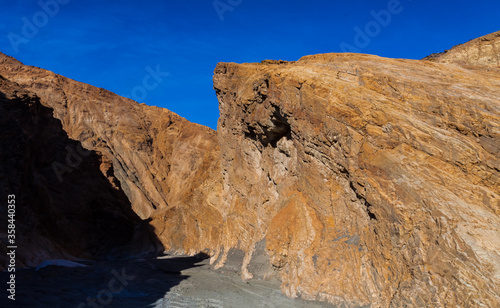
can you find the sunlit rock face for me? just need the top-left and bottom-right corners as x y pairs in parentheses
(0, 53), (223, 264)
(1, 30), (499, 307)
(424, 30), (500, 68)
(213, 36), (499, 306)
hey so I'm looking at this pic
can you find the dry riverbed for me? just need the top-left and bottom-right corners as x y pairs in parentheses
(0, 253), (335, 307)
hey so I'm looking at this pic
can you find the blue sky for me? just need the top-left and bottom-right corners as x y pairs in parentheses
(0, 0), (498, 129)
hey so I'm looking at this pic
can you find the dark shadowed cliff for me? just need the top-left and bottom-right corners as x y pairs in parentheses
(0, 76), (161, 268)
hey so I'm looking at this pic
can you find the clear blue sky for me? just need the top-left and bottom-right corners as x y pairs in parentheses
(0, 0), (498, 129)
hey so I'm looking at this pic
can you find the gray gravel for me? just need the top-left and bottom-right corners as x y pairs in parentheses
(0, 253), (335, 308)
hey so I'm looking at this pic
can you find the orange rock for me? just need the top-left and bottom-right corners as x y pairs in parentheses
(0, 52), (223, 257)
(214, 32), (500, 306)
(0, 76), (161, 268)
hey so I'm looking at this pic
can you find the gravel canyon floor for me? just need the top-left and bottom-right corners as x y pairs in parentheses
(0, 253), (334, 308)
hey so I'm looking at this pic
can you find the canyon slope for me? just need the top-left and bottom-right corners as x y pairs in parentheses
(0, 30), (499, 307)
(0, 53), (223, 258)
(425, 30), (500, 67)
(213, 33), (500, 306)
(0, 76), (160, 269)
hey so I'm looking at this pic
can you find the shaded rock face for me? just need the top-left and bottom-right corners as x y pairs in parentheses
(0, 76), (161, 269)
(213, 50), (500, 306)
(0, 53), (223, 255)
(424, 30), (500, 68)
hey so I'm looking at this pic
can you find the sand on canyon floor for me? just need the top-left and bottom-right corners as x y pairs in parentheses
(0, 253), (336, 308)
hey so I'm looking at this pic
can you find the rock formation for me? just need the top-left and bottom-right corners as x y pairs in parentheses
(424, 30), (500, 68)
(0, 76), (160, 269)
(1, 31), (499, 307)
(213, 35), (500, 306)
(0, 53), (223, 256)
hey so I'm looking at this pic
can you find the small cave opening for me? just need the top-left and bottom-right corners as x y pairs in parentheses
(264, 106), (291, 147)
(244, 105), (292, 148)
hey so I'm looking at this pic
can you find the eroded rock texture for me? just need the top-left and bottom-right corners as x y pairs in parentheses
(425, 30), (500, 67)
(0, 53), (222, 261)
(0, 31), (499, 307)
(213, 48), (500, 305)
(0, 76), (160, 269)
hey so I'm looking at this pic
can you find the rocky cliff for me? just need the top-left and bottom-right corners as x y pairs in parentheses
(0, 53), (223, 256)
(0, 76), (160, 269)
(213, 38), (500, 306)
(0, 31), (499, 307)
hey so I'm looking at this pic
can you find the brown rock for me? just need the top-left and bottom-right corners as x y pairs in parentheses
(0, 76), (160, 269)
(424, 30), (500, 68)
(0, 53), (223, 261)
(213, 46), (500, 306)
(1, 30), (499, 307)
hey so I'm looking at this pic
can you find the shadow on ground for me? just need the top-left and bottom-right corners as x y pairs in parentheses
(0, 253), (209, 308)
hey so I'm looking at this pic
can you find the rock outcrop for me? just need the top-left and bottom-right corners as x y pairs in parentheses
(424, 30), (500, 68)
(0, 53), (223, 257)
(0, 76), (160, 269)
(213, 38), (500, 306)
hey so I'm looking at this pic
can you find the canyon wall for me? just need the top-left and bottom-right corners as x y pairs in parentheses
(0, 53), (223, 264)
(213, 49), (499, 306)
(0, 76), (160, 269)
(0, 31), (499, 307)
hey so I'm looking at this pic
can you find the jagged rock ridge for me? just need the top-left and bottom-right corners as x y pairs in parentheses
(212, 33), (500, 306)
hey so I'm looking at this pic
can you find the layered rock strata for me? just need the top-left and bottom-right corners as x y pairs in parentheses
(213, 50), (500, 306)
(0, 53), (223, 255)
(0, 76), (160, 269)
(0, 31), (499, 307)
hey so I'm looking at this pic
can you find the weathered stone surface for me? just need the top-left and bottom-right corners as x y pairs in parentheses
(0, 76), (160, 269)
(424, 30), (500, 68)
(0, 53), (223, 256)
(213, 38), (500, 306)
